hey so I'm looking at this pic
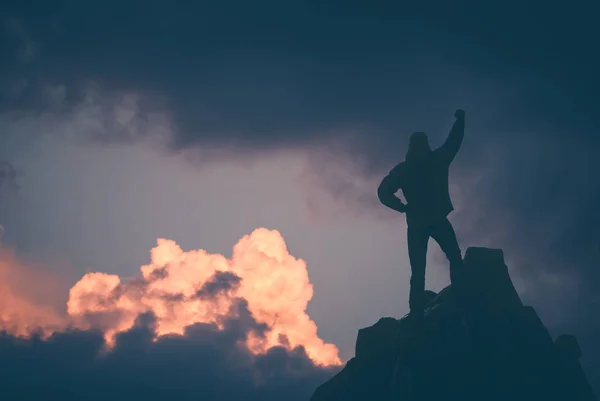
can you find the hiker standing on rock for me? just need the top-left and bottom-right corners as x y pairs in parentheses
(377, 109), (466, 322)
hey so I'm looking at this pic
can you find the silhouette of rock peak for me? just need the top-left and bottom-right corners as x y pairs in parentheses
(311, 247), (597, 401)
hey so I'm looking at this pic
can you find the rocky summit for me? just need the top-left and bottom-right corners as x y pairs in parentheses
(311, 247), (597, 401)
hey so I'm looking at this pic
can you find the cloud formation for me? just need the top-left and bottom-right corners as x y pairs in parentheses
(0, 247), (66, 337)
(0, 228), (340, 399)
(0, 308), (337, 401)
(1, 228), (339, 366)
(67, 228), (340, 366)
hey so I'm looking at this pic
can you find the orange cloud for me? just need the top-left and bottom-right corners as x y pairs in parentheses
(0, 247), (67, 337)
(64, 228), (340, 366)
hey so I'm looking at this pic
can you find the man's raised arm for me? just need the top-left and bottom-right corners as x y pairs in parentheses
(377, 164), (407, 213)
(436, 109), (465, 164)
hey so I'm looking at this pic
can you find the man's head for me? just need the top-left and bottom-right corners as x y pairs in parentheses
(406, 131), (431, 160)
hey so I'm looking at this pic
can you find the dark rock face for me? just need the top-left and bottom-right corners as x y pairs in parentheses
(311, 247), (597, 401)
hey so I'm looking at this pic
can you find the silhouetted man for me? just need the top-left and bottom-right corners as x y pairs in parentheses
(377, 109), (466, 321)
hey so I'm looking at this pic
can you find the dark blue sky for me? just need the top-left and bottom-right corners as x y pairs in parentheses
(1, 1), (600, 399)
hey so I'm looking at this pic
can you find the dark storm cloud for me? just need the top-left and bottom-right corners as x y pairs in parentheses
(3, 1), (595, 154)
(0, 301), (337, 401)
(1, 1), (598, 190)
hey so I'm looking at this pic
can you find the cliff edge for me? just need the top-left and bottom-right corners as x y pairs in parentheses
(311, 247), (597, 401)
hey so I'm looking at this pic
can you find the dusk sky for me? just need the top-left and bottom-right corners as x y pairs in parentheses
(1, 1), (599, 399)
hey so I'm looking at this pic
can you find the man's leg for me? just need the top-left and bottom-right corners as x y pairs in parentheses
(407, 225), (429, 319)
(430, 217), (463, 286)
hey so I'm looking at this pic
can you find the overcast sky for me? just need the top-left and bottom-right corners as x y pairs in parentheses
(1, 1), (599, 399)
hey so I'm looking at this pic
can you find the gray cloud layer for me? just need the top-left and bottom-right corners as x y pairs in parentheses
(0, 302), (337, 401)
